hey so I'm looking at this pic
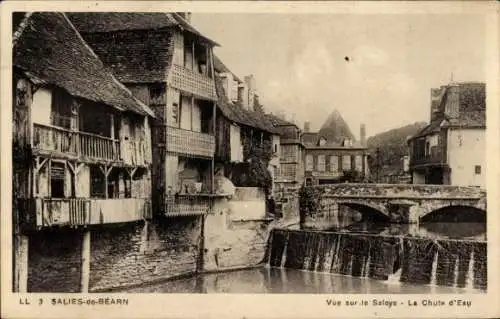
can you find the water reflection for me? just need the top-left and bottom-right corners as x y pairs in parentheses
(125, 267), (478, 294)
(321, 207), (486, 241)
(331, 221), (486, 241)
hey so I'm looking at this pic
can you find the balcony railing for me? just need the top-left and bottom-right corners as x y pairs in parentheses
(27, 197), (151, 228)
(166, 126), (215, 158)
(165, 195), (212, 217)
(169, 64), (217, 101)
(411, 146), (446, 166)
(33, 123), (149, 164)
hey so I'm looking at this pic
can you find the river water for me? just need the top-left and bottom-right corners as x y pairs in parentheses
(126, 267), (478, 293)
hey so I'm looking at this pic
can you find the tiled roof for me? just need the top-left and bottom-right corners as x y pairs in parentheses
(67, 12), (218, 46)
(213, 55), (242, 83)
(411, 82), (485, 139)
(318, 109), (356, 144)
(74, 29), (175, 84)
(215, 76), (278, 134)
(13, 12), (154, 117)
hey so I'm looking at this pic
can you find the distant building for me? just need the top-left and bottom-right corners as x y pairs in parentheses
(265, 113), (306, 192)
(407, 82), (486, 188)
(213, 56), (281, 195)
(301, 110), (369, 185)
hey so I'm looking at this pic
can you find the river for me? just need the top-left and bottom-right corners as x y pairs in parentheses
(125, 266), (480, 293)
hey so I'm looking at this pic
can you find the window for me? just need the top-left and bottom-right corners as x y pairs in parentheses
(317, 155), (326, 172)
(342, 155), (351, 170)
(50, 162), (65, 198)
(355, 155), (363, 172)
(329, 155), (339, 172)
(306, 155), (314, 171)
(90, 165), (105, 198)
(274, 143), (278, 153)
(475, 165), (482, 175)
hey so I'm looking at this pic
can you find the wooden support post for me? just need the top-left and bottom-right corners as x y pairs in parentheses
(191, 40), (195, 71)
(99, 165), (112, 199)
(47, 159), (52, 197)
(81, 231), (90, 293)
(14, 234), (29, 292)
(210, 48), (216, 194)
(191, 96), (194, 131)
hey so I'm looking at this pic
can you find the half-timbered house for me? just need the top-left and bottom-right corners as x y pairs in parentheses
(12, 12), (154, 292)
(68, 12), (219, 218)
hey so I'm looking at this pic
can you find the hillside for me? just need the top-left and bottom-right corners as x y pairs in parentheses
(367, 122), (427, 176)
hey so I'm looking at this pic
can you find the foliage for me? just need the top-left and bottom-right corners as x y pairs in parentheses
(298, 185), (321, 222)
(367, 122), (427, 177)
(232, 131), (273, 193)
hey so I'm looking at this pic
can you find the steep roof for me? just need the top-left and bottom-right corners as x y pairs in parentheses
(318, 109), (356, 143)
(215, 76), (278, 134)
(67, 12), (219, 46)
(13, 12), (154, 117)
(72, 29), (175, 84)
(213, 55), (242, 83)
(411, 82), (485, 139)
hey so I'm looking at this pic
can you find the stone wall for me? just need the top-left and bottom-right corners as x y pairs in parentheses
(204, 190), (273, 272)
(89, 218), (202, 292)
(28, 230), (83, 292)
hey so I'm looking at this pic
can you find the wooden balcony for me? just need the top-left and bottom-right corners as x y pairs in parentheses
(165, 126), (215, 158)
(24, 197), (152, 229)
(169, 64), (217, 101)
(165, 195), (212, 217)
(33, 123), (149, 166)
(410, 146), (447, 167)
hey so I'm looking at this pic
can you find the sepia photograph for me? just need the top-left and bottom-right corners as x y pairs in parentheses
(2, 1), (499, 318)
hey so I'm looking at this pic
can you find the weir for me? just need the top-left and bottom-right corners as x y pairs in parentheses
(266, 229), (487, 290)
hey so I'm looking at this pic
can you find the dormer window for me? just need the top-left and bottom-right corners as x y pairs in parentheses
(342, 139), (352, 147)
(318, 137), (327, 146)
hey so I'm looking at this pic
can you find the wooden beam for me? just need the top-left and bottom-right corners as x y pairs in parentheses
(67, 161), (75, 174)
(47, 159), (52, 197)
(81, 231), (90, 293)
(74, 163), (84, 176)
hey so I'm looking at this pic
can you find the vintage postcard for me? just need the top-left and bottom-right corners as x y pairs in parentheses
(1, 1), (499, 318)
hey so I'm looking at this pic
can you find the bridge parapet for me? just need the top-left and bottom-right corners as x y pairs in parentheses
(306, 183), (485, 199)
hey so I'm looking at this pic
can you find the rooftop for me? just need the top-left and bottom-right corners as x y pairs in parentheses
(13, 12), (154, 117)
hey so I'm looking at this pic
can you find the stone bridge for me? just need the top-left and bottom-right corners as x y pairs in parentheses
(301, 183), (486, 226)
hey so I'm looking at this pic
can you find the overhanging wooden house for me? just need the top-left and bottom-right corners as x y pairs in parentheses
(68, 12), (219, 217)
(13, 12), (154, 231)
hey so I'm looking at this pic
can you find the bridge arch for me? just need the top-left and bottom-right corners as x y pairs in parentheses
(420, 204), (486, 223)
(337, 200), (390, 222)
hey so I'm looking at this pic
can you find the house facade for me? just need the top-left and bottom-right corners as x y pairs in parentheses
(301, 111), (369, 186)
(408, 82), (486, 188)
(12, 12), (154, 292)
(213, 57), (280, 197)
(265, 114), (305, 192)
(69, 12), (219, 217)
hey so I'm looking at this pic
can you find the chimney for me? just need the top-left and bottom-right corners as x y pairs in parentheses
(177, 12), (192, 23)
(430, 88), (442, 121)
(276, 111), (286, 121)
(445, 83), (460, 119)
(360, 123), (366, 147)
(304, 121), (311, 133)
(238, 83), (248, 108)
(244, 75), (256, 110)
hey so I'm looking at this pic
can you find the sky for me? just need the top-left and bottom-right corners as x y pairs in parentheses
(191, 13), (486, 138)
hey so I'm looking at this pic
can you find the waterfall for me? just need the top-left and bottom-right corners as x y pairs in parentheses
(363, 252), (371, 278)
(465, 250), (475, 290)
(302, 233), (311, 270)
(280, 232), (289, 268)
(332, 234), (342, 272)
(452, 256), (460, 288)
(430, 249), (439, 286)
(348, 254), (354, 276)
(387, 268), (402, 285)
